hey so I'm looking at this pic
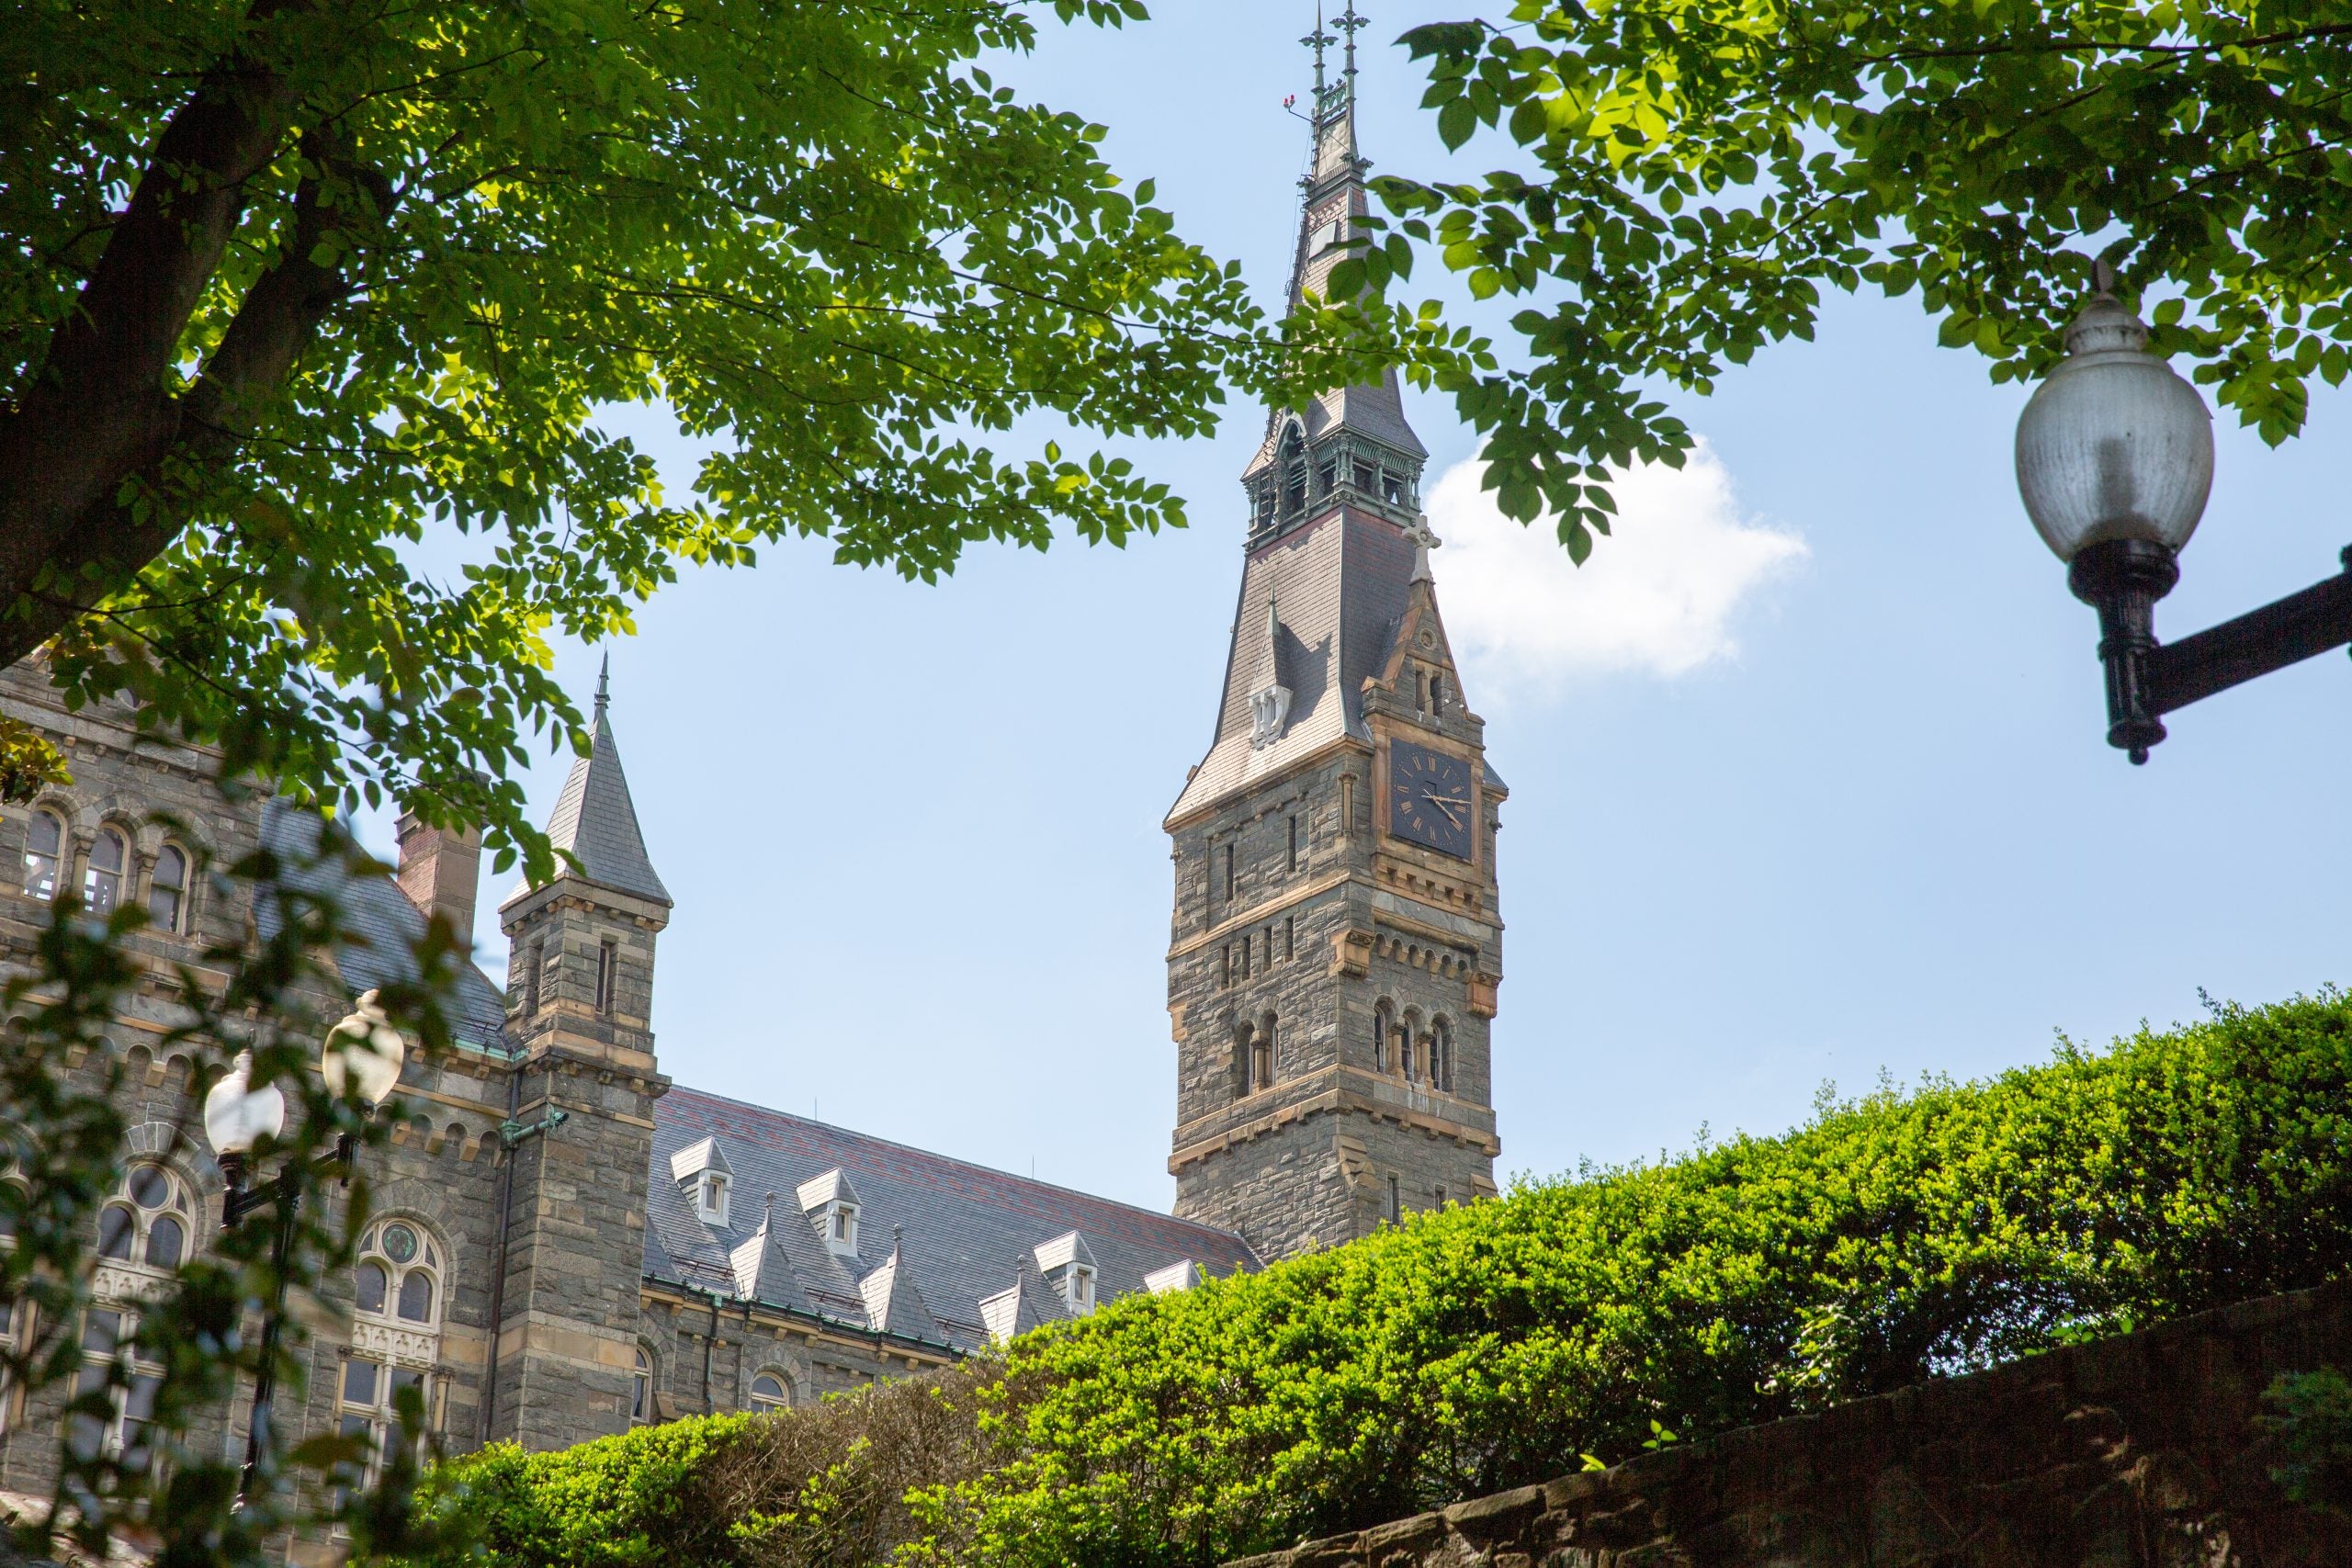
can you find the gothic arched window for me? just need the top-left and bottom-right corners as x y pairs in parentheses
(1373, 1001), (1392, 1073)
(81, 1162), (192, 1464)
(1233, 1021), (1256, 1100)
(96, 1162), (193, 1271)
(85, 827), (127, 915)
(343, 1218), (447, 1489)
(357, 1220), (443, 1328)
(22, 809), (62, 900)
(632, 1346), (655, 1423)
(749, 1371), (792, 1413)
(148, 843), (188, 933)
(1430, 1016), (1455, 1094)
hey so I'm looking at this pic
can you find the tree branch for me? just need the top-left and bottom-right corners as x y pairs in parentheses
(0, 105), (390, 669)
(0, 9), (304, 658)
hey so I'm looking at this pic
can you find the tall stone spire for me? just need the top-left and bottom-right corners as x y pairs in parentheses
(1242, 3), (1427, 545)
(1162, 10), (1504, 1262)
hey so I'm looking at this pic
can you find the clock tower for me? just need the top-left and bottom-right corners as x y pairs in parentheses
(1163, 18), (1503, 1261)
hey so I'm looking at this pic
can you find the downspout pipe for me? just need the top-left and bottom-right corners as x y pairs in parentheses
(478, 1051), (524, 1445)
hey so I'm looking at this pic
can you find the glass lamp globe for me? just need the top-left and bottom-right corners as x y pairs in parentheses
(322, 988), (406, 1110)
(2015, 293), (2214, 562)
(203, 1049), (287, 1156)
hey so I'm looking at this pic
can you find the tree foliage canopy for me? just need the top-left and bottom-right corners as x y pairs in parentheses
(1367, 0), (2352, 559)
(0, 0), (1325, 873)
(402, 991), (2352, 1568)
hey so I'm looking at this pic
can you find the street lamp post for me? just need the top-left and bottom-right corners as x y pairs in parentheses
(2015, 276), (2352, 762)
(200, 991), (407, 1499)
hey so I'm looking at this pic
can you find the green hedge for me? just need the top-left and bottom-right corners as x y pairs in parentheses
(408, 991), (2352, 1568)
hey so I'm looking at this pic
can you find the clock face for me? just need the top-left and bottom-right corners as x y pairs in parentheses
(1387, 740), (1474, 860)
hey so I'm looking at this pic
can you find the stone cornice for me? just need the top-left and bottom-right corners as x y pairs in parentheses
(1169, 1067), (1500, 1173)
(1163, 733), (1370, 834)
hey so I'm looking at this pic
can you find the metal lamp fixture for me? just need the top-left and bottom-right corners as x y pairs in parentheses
(2016, 274), (2352, 761)
(200, 1049), (287, 1167)
(321, 988), (407, 1110)
(200, 995), (406, 1500)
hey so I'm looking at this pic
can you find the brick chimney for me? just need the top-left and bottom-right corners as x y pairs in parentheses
(395, 810), (482, 953)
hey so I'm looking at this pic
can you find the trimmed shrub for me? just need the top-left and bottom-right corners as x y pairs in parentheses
(410, 991), (2352, 1568)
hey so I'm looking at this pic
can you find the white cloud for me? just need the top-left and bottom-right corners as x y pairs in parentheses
(1426, 438), (1805, 703)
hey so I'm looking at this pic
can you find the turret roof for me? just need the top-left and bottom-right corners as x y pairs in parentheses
(507, 659), (670, 907)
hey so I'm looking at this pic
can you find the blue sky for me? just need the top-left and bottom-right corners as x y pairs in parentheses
(366, 3), (2352, 1211)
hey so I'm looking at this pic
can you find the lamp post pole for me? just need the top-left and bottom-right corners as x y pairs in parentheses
(216, 1161), (316, 1498)
(2017, 277), (2352, 761)
(202, 992), (409, 1504)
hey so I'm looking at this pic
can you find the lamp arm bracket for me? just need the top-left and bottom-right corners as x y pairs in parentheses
(2147, 547), (2352, 716)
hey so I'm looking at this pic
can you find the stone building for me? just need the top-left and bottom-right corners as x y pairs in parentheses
(0, 660), (1252, 1556)
(0, 27), (1504, 1557)
(1164, 49), (1504, 1259)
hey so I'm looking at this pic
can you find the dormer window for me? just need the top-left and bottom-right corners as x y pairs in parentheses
(670, 1135), (734, 1228)
(1035, 1230), (1099, 1316)
(797, 1168), (864, 1259)
(697, 1171), (729, 1226)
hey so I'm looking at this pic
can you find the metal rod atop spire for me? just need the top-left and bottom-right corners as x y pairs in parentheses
(594, 650), (610, 717)
(1302, 2), (1335, 97)
(1337, 1), (1367, 102)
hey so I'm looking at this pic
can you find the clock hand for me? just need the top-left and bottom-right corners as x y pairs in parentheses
(1420, 792), (1467, 827)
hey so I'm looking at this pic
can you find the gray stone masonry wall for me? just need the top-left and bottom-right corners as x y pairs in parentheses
(0, 669), (515, 1551)
(1228, 1279), (2352, 1568)
(488, 1051), (664, 1452)
(492, 872), (671, 1453)
(638, 1292), (944, 1424)
(1170, 601), (1504, 1261)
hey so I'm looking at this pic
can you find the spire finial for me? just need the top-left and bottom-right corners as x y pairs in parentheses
(763, 1190), (775, 1224)
(1302, 3), (1335, 98)
(594, 651), (610, 718)
(1337, 2), (1367, 101)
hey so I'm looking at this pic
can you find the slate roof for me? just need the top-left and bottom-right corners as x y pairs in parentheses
(646, 1086), (1261, 1351)
(1168, 505), (1419, 822)
(255, 799), (511, 1053)
(511, 675), (669, 907)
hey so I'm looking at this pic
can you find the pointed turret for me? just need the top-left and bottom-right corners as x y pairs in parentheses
(487, 660), (674, 1450)
(530, 655), (671, 906)
(730, 1192), (811, 1310)
(977, 1254), (1067, 1345)
(501, 661), (673, 1058)
(859, 1229), (943, 1343)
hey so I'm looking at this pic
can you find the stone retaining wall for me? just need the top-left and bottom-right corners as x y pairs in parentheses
(1233, 1279), (2352, 1567)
